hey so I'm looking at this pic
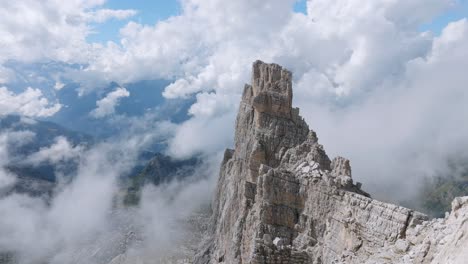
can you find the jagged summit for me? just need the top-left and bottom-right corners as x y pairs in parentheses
(194, 61), (468, 264)
(235, 61), (311, 183)
(250, 60), (293, 117)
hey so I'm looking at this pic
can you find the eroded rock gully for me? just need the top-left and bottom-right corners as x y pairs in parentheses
(193, 61), (468, 264)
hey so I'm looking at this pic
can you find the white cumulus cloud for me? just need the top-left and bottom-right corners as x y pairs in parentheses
(0, 0), (136, 65)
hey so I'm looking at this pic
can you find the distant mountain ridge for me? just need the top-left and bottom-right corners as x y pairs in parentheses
(0, 115), (93, 200)
(0, 114), (93, 154)
(0, 114), (92, 182)
(124, 153), (199, 205)
(0, 115), (199, 204)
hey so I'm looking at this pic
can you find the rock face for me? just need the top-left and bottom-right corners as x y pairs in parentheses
(194, 61), (468, 264)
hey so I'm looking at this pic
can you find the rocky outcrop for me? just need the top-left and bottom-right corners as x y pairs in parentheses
(194, 61), (468, 264)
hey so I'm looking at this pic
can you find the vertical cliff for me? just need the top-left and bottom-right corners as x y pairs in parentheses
(194, 61), (468, 264)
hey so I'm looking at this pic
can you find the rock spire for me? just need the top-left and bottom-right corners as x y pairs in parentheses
(194, 61), (468, 264)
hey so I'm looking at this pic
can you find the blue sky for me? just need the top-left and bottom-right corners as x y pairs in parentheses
(87, 0), (182, 43)
(421, 0), (468, 33)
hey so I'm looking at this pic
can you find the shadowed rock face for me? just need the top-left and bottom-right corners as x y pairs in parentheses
(194, 61), (468, 264)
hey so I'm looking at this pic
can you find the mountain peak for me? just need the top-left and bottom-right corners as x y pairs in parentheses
(250, 60), (293, 116)
(246, 60), (294, 118)
(194, 61), (468, 264)
(234, 61), (311, 183)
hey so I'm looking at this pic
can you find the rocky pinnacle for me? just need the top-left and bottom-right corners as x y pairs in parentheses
(193, 61), (468, 264)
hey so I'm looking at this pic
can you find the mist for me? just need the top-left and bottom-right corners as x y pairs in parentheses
(0, 119), (218, 264)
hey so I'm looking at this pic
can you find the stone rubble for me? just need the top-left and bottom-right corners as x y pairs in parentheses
(193, 61), (468, 264)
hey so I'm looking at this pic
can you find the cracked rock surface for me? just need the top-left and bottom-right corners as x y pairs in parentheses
(193, 61), (468, 264)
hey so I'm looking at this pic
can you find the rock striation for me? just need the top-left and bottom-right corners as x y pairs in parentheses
(194, 61), (468, 264)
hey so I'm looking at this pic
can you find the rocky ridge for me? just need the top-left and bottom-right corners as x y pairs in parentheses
(194, 61), (468, 264)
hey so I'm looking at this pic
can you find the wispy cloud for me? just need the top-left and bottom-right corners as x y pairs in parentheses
(87, 9), (138, 23)
(0, 87), (62, 117)
(25, 136), (83, 165)
(91, 87), (130, 118)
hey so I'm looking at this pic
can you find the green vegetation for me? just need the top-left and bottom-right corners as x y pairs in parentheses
(419, 171), (468, 218)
